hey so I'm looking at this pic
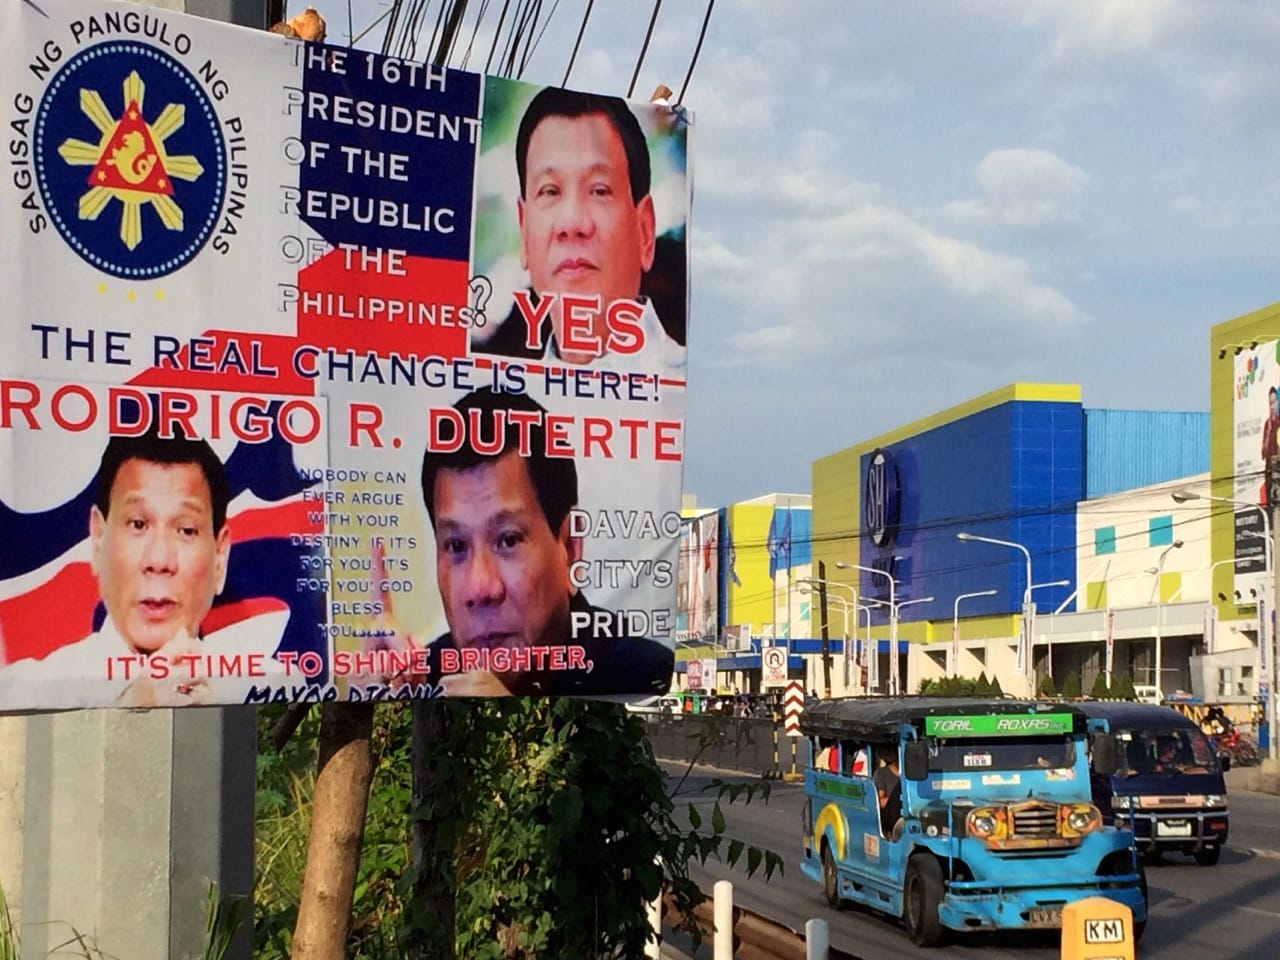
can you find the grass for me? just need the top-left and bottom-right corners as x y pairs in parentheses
(0, 878), (245, 960)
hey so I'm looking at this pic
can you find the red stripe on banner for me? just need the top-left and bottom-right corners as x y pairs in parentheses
(0, 562), (97, 663)
(201, 596), (288, 636)
(294, 250), (470, 361)
(230, 500), (321, 541)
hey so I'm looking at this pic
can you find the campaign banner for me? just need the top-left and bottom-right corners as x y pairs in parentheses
(1232, 342), (1275, 603)
(0, 0), (691, 710)
(675, 510), (718, 645)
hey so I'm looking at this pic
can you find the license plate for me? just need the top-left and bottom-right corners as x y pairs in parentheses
(1027, 907), (1062, 928)
(1157, 820), (1193, 837)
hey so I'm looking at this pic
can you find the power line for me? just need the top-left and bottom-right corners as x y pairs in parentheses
(676, 0), (714, 104)
(627, 0), (662, 98)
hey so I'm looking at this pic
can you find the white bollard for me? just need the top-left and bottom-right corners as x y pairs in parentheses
(713, 880), (734, 960)
(806, 918), (830, 960)
(644, 888), (662, 959)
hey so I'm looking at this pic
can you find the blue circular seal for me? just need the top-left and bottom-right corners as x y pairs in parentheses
(34, 41), (227, 279)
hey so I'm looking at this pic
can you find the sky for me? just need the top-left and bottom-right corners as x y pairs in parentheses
(334, 0), (1280, 507)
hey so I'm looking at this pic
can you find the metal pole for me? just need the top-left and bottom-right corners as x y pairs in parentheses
(1270, 458), (1280, 761)
(713, 880), (733, 960)
(888, 575), (899, 696)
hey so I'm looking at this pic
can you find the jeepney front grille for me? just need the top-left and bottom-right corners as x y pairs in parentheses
(1012, 803), (1057, 838)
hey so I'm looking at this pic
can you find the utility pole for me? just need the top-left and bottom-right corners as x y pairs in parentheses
(1267, 457), (1280, 763)
(817, 561), (832, 699)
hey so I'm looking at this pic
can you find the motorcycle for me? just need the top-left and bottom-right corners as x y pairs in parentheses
(1216, 728), (1259, 767)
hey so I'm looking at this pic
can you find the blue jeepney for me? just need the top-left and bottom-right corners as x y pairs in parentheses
(799, 697), (1147, 946)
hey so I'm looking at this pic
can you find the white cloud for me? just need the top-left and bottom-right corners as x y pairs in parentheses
(947, 148), (1090, 230)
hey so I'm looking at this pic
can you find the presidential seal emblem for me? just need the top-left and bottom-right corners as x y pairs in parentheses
(34, 42), (226, 279)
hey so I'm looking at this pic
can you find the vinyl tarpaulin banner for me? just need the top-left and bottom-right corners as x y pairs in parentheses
(0, 0), (690, 709)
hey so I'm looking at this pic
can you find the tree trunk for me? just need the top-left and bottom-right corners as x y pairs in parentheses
(291, 703), (376, 960)
(406, 698), (461, 960)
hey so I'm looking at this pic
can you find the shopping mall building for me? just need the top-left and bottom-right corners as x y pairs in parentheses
(673, 301), (1280, 717)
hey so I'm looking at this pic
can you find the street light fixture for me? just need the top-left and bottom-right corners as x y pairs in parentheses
(836, 560), (902, 695)
(952, 589), (997, 676)
(1173, 489), (1278, 759)
(957, 531), (1035, 695)
(1152, 539), (1184, 700)
(798, 581), (859, 696)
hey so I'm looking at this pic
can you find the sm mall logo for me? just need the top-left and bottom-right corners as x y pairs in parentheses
(864, 448), (901, 549)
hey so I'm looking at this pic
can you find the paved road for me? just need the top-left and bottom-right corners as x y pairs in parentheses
(659, 760), (1280, 960)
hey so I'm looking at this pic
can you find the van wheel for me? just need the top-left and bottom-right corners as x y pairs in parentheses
(904, 854), (945, 947)
(821, 844), (842, 908)
(1194, 845), (1221, 866)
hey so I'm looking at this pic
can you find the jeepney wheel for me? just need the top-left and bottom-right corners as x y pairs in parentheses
(822, 844), (842, 909)
(1194, 845), (1221, 866)
(904, 854), (945, 947)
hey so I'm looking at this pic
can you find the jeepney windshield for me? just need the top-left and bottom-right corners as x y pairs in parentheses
(926, 735), (1077, 772)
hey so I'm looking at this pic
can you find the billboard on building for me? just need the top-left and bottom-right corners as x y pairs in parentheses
(0, 0), (691, 709)
(1231, 341), (1275, 602)
(676, 511), (718, 645)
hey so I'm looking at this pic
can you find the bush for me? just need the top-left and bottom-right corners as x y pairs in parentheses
(1113, 672), (1137, 701)
(1038, 674), (1059, 698)
(1061, 671), (1082, 699)
(1089, 672), (1111, 699)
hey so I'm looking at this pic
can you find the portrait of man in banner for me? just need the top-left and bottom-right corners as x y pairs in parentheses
(470, 79), (689, 373)
(0, 423), (309, 710)
(420, 387), (674, 696)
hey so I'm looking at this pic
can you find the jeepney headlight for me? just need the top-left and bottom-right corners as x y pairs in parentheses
(1062, 803), (1103, 837)
(966, 807), (1007, 840)
(1111, 795), (1132, 811)
(1204, 794), (1226, 808)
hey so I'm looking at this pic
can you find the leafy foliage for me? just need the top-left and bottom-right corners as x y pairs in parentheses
(255, 704), (412, 959)
(1038, 674), (1059, 698)
(433, 699), (782, 959)
(1060, 671), (1082, 699)
(1112, 672), (1138, 701)
(1089, 672), (1111, 699)
(256, 700), (784, 959)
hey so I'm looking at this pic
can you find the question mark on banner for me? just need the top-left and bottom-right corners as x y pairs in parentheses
(468, 275), (493, 328)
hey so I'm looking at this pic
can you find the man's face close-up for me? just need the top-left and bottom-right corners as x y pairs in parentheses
(90, 457), (229, 654)
(433, 451), (575, 652)
(518, 111), (656, 314)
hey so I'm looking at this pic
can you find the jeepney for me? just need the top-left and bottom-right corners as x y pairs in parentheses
(799, 697), (1147, 946)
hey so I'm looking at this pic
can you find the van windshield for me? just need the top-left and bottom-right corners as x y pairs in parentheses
(1117, 728), (1219, 776)
(927, 735), (1076, 772)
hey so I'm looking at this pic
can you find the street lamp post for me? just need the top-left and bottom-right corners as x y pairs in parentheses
(862, 595), (935, 695)
(837, 561), (900, 695)
(1173, 489), (1277, 760)
(957, 532), (1035, 696)
(1151, 540), (1185, 701)
(798, 580), (858, 696)
(1031, 579), (1070, 683)
(952, 589), (997, 677)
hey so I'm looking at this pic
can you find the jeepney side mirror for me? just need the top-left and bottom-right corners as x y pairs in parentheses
(903, 741), (929, 781)
(1090, 733), (1118, 777)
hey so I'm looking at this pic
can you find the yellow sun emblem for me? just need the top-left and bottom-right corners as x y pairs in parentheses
(56, 70), (204, 251)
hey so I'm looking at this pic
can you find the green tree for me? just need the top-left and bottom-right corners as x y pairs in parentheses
(975, 673), (993, 696)
(1089, 672), (1111, 700)
(1113, 671), (1138, 701)
(989, 675), (1004, 698)
(1038, 674), (1059, 698)
(1061, 671), (1082, 699)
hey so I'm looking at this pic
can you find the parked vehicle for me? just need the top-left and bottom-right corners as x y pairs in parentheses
(799, 698), (1146, 947)
(1077, 701), (1229, 866)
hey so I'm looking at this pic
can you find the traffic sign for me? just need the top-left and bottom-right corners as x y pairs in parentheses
(762, 646), (787, 688)
(783, 680), (806, 737)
